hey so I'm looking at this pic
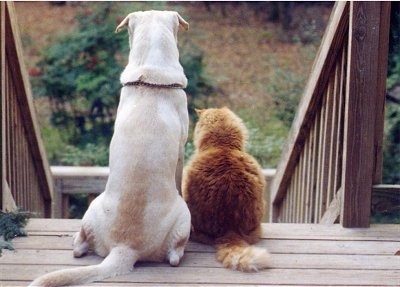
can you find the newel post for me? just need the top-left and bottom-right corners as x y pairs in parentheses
(341, 2), (390, 227)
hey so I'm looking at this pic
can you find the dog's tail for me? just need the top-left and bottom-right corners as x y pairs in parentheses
(29, 246), (138, 287)
(215, 234), (270, 272)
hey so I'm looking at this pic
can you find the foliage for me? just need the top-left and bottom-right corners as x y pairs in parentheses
(32, 3), (215, 166)
(179, 45), (216, 123)
(268, 64), (307, 128)
(0, 209), (31, 256)
(388, 2), (400, 86)
(33, 3), (126, 151)
(383, 104), (400, 184)
(238, 107), (289, 168)
(382, 2), (400, 185)
(60, 143), (109, 166)
(371, 209), (400, 224)
(69, 194), (90, 219)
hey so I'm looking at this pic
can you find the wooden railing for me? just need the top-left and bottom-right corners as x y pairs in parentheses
(51, 166), (276, 219)
(51, 166), (109, 218)
(270, 2), (392, 227)
(1, 2), (53, 217)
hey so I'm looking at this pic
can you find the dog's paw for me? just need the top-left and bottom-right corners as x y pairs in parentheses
(73, 241), (89, 258)
(167, 250), (180, 266)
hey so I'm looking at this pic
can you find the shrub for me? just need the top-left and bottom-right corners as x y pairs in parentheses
(32, 3), (215, 166)
(32, 3), (126, 152)
(268, 64), (307, 128)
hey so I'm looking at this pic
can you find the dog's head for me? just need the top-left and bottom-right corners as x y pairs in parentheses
(115, 10), (188, 48)
(116, 10), (189, 87)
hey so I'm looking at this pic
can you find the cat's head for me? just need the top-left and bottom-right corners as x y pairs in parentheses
(193, 107), (248, 151)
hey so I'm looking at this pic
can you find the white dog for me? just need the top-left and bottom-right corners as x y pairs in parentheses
(30, 10), (190, 286)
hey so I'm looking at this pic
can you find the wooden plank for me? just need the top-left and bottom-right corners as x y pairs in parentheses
(1, 264), (399, 286)
(332, 46), (346, 199)
(57, 178), (107, 195)
(0, 280), (396, 287)
(3, 180), (17, 212)
(5, 283), (316, 287)
(320, 187), (342, 224)
(372, 184), (400, 213)
(326, 62), (341, 206)
(53, 178), (63, 218)
(4, 283), (300, 287)
(373, 184), (400, 194)
(0, 2), (5, 209)
(299, 151), (306, 222)
(51, 168), (276, 220)
(309, 122), (318, 223)
(0, 284), (321, 287)
(51, 166), (110, 178)
(2, 248), (399, 271)
(341, 2), (390, 227)
(261, 223), (400, 241)
(270, 2), (349, 213)
(13, 235), (400, 256)
(315, 93), (326, 221)
(293, 163), (299, 222)
(24, 219), (400, 241)
(321, 77), (335, 217)
(3, 219), (400, 286)
(24, 218), (82, 232)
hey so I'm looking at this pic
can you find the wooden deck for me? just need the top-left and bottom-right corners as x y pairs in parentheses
(0, 219), (399, 286)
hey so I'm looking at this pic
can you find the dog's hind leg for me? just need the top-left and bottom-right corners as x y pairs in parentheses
(175, 143), (185, 195)
(166, 198), (191, 266)
(73, 227), (90, 258)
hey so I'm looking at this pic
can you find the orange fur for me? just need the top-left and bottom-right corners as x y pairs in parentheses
(182, 107), (270, 272)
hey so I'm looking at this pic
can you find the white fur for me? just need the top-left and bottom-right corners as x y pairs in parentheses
(30, 10), (190, 287)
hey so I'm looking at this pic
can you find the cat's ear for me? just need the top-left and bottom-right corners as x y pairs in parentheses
(195, 108), (204, 116)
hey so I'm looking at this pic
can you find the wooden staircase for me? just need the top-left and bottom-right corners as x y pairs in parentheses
(1, 1), (53, 217)
(1, 2), (399, 286)
(270, 1), (399, 227)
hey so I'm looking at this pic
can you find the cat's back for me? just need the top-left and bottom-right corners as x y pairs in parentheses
(183, 146), (265, 240)
(184, 146), (265, 207)
(188, 146), (262, 178)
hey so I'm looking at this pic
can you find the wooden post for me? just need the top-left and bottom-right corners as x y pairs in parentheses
(1, 2), (5, 209)
(341, 2), (390, 227)
(53, 178), (63, 218)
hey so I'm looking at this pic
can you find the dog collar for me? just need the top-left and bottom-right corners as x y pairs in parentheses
(122, 80), (184, 89)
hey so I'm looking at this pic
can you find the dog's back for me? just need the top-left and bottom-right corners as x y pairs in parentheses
(109, 87), (189, 256)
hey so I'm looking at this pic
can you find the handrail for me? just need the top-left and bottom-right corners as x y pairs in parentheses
(270, 1), (349, 216)
(270, 2), (391, 227)
(1, 2), (53, 217)
(51, 166), (276, 219)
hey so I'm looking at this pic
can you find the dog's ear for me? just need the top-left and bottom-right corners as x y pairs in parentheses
(115, 14), (131, 33)
(177, 13), (189, 31)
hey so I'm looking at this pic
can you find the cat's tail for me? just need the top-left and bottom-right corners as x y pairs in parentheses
(215, 234), (270, 272)
(29, 246), (138, 287)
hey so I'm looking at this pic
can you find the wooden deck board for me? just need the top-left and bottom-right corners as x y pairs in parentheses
(1, 219), (399, 286)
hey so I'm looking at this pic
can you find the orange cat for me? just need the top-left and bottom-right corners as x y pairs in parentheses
(182, 107), (270, 272)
